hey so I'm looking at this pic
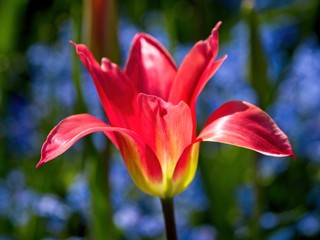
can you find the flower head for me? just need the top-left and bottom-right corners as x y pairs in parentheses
(37, 22), (294, 198)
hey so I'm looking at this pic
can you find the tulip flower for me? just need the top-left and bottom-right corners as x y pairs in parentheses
(37, 21), (294, 198)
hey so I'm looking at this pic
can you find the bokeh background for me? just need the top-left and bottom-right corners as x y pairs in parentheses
(1, 0), (320, 239)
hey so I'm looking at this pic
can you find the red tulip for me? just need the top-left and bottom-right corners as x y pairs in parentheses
(37, 22), (294, 198)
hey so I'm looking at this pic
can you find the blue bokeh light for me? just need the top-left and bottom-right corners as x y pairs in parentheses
(296, 213), (320, 237)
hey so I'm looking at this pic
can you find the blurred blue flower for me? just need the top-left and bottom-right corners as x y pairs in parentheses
(260, 212), (279, 229)
(255, 0), (296, 11)
(0, 182), (10, 217)
(143, 11), (170, 49)
(35, 194), (70, 221)
(113, 204), (141, 232)
(260, 19), (299, 81)
(138, 215), (163, 237)
(268, 227), (295, 240)
(118, 18), (141, 67)
(236, 184), (255, 218)
(27, 42), (75, 117)
(176, 172), (209, 218)
(3, 95), (40, 157)
(66, 174), (90, 215)
(271, 36), (320, 160)
(6, 169), (25, 191)
(258, 156), (290, 180)
(34, 193), (71, 234)
(27, 21), (76, 122)
(0, 21), (77, 158)
(190, 225), (217, 240)
(296, 213), (320, 237)
(109, 155), (134, 208)
(9, 189), (38, 226)
(0, 171), (38, 226)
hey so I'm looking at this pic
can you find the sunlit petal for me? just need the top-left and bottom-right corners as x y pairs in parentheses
(136, 94), (194, 195)
(198, 101), (295, 158)
(71, 42), (138, 129)
(172, 141), (200, 196)
(37, 114), (163, 195)
(169, 22), (227, 115)
(125, 34), (177, 100)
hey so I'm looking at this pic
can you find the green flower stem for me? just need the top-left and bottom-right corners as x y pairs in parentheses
(87, 142), (116, 239)
(161, 198), (178, 240)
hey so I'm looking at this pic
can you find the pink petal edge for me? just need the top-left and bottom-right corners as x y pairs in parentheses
(198, 101), (295, 159)
(169, 21), (226, 109)
(36, 114), (163, 183)
(70, 41), (138, 129)
(125, 33), (177, 100)
(37, 114), (117, 168)
(136, 93), (194, 173)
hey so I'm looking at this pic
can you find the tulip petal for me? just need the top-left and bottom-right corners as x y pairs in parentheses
(136, 94), (194, 195)
(169, 22), (227, 113)
(125, 34), (177, 100)
(71, 42), (138, 129)
(172, 141), (200, 196)
(198, 101), (295, 158)
(37, 114), (163, 196)
(115, 131), (164, 196)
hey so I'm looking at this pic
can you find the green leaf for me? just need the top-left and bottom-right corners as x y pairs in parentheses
(199, 143), (254, 239)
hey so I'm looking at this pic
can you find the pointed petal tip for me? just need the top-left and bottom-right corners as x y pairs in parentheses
(219, 54), (228, 62)
(130, 33), (170, 55)
(69, 40), (78, 49)
(69, 41), (88, 55)
(209, 21), (223, 47)
(69, 41), (82, 54)
(131, 33), (149, 46)
(211, 21), (223, 36)
(133, 32), (152, 40)
(36, 160), (43, 168)
(214, 21), (222, 30)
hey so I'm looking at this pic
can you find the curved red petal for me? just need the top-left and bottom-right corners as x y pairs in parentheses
(198, 101), (295, 158)
(37, 114), (163, 195)
(172, 141), (200, 196)
(125, 34), (177, 100)
(136, 94), (193, 187)
(71, 42), (138, 129)
(169, 22), (226, 110)
(37, 114), (118, 167)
